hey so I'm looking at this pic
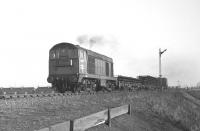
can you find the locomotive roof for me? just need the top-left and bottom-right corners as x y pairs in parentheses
(50, 42), (113, 63)
(50, 42), (77, 50)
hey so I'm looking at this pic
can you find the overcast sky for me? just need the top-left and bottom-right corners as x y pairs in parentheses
(0, 0), (199, 87)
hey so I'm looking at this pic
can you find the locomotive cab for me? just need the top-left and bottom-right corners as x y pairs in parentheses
(47, 43), (80, 92)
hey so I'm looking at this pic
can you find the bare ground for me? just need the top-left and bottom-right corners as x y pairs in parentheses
(0, 89), (200, 131)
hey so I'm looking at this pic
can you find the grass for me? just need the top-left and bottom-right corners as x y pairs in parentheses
(187, 90), (200, 100)
(0, 89), (200, 131)
(129, 89), (200, 131)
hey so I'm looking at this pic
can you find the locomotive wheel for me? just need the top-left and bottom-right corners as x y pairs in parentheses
(56, 80), (66, 93)
(71, 83), (78, 93)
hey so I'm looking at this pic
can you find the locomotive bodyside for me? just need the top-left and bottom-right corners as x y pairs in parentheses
(83, 49), (116, 88)
(77, 45), (116, 91)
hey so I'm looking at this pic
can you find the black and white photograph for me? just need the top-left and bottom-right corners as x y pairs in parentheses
(0, 0), (200, 131)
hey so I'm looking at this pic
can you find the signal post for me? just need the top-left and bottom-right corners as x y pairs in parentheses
(159, 48), (167, 88)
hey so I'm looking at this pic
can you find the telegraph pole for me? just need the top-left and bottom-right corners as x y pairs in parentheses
(159, 48), (167, 87)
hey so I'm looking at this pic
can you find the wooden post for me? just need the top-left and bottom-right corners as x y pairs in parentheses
(128, 104), (131, 115)
(70, 120), (74, 131)
(107, 108), (111, 127)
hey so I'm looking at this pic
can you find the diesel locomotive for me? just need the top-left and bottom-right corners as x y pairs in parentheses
(47, 42), (167, 93)
(47, 42), (116, 92)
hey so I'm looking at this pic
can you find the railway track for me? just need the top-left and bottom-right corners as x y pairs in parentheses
(0, 84), (166, 100)
(0, 92), (62, 99)
(0, 85), (166, 100)
(0, 89), (130, 100)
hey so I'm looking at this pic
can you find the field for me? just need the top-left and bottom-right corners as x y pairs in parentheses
(0, 89), (200, 131)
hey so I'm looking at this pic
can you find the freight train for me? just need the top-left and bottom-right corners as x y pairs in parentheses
(47, 42), (167, 93)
